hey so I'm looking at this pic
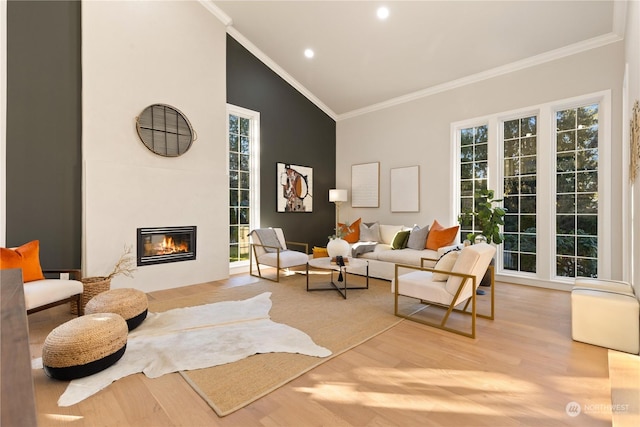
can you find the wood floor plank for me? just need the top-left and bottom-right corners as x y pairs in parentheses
(27, 277), (617, 426)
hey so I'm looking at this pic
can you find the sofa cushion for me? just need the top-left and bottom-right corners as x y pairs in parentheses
(360, 222), (381, 242)
(391, 230), (411, 249)
(339, 218), (361, 243)
(406, 225), (430, 250)
(0, 240), (45, 282)
(379, 225), (404, 244)
(425, 220), (459, 250)
(376, 248), (439, 266)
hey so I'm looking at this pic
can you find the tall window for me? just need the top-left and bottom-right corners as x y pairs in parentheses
(459, 124), (488, 241)
(228, 105), (260, 264)
(503, 116), (537, 273)
(455, 92), (608, 285)
(555, 104), (599, 278)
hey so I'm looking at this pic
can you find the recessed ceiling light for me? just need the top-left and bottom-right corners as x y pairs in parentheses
(377, 6), (389, 20)
(304, 48), (314, 58)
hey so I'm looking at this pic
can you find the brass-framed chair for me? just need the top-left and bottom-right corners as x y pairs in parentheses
(249, 228), (309, 282)
(393, 242), (496, 338)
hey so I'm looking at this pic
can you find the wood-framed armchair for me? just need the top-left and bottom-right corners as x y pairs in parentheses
(249, 228), (309, 282)
(1, 240), (84, 316)
(25, 269), (83, 316)
(393, 242), (496, 338)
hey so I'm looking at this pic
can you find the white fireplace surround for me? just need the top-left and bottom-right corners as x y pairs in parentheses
(82, 1), (228, 293)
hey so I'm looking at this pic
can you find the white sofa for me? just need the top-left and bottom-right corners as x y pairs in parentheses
(343, 224), (460, 281)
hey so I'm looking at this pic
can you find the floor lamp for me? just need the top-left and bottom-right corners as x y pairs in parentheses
(329, 189), (348, 236)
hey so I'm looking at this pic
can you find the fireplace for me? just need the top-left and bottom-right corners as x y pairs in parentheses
(137, 226), (197, 266)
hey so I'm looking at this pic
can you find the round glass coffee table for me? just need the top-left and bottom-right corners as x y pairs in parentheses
(306, 257), (369, 299)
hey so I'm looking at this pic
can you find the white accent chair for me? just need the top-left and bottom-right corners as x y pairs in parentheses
(249, 228), (309, 282)
(571, 278), (639, 354)
(393, 243), (496, 338)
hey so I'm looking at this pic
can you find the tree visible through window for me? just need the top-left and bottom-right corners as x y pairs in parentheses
(228, 106), (259, 264)
(555, 105), (599, 278)
(455, 94), (606, 284)
(459, 125), (488, 242)
(503, 116), (537, 273)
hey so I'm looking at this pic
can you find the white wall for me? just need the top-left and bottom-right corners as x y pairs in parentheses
(337, 42), (625, 286)
(82, 1), (228, 292)
(628, 0), (640, 296)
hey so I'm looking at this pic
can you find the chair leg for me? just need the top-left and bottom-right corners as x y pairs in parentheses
(394, 280), (478, 339)
(75, 294), (82, 316)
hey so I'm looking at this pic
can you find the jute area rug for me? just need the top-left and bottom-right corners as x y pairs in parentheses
(148, 272), (421, 417)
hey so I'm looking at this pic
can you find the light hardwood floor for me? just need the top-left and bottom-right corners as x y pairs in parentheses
(27, 276), (626, 427)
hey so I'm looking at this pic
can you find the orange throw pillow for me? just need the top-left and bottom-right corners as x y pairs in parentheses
(0, 240), (45, 282)
(339, 218), (361, 243)
(425, 220), (459, 250)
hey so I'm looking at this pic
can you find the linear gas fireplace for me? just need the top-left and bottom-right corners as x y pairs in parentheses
(137, 226), (197, 266)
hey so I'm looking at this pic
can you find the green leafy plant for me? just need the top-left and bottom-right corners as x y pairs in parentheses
(329, 222), (352, 240)
(459, 189), (506, 245)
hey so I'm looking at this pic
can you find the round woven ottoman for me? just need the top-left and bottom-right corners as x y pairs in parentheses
(85, 288), (148, 331)
(42, 313), (127, 381)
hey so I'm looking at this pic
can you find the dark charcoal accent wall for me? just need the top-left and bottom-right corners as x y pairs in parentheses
(6, 1), (82, 268)
(227, 35), (336, 249)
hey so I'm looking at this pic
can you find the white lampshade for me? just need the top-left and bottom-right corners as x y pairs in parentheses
(329, 189), (348, 203)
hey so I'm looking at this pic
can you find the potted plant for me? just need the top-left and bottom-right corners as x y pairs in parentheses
(327, 223), (352, 258)
(459, 189), (506, 288)
(459, 189), (506, 245)
(72, 245), (137, 314)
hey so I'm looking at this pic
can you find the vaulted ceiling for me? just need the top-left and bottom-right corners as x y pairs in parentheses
(209, 1), (625, 119)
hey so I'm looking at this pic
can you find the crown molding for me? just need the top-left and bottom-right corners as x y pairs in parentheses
(200, 1), (624, 124)
(612, 0), (628, 37)
(338, 32), (624, 121)
(198, 0), (232, 27)
(226, 27), (337, 121)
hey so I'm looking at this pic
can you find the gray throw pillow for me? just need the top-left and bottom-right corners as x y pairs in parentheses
(406, 225), (430, 250)
(359, 222), (381, 242)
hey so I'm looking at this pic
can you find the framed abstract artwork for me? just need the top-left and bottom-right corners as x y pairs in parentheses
(351, 162), (380, 208)
(277, 163), (313, 212)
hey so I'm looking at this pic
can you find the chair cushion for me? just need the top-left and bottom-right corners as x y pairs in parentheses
(257, 250), (309, 269)
(23, 279), (83, 311)
(432, 251), (460, 281)
(1, 240), (45, 282)
(251, 229), (282, 253)
(394, 270), (454, 306)
(445, 243), (496, 301)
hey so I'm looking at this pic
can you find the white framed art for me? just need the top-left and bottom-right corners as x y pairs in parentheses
(351, 162), (379, 208)
(390, 165), (419, 212)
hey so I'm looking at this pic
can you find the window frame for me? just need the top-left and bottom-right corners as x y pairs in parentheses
(452, 90), (611, 288)
(227, 104), (260, 268)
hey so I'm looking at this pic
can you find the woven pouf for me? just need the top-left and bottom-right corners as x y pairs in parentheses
(42, 313), (128, 381)
(84, 288), (148, 331)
